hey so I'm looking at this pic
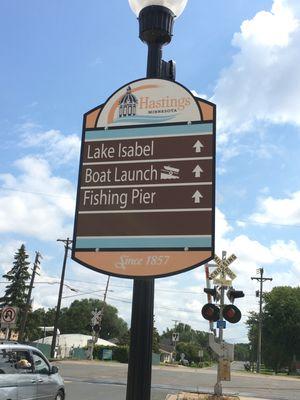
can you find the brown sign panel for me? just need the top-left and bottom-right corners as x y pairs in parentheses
(72, 78), (216, 278)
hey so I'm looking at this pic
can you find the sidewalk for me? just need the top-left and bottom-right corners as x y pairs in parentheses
(166, 394), (269, 400)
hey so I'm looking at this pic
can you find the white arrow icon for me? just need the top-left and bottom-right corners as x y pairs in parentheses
(192, 165), (203, 178)
(192, 190), (203, 203)
(193, 140), (204, 153)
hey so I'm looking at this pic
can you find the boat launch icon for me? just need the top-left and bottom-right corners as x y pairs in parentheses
(160, 166), (180, 180)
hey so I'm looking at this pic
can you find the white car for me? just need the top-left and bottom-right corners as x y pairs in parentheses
(0, 342), (65, 400)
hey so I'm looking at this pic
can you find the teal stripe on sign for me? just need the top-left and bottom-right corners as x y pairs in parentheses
(75, 236), (212, 249)
(85, 123), (213, 141)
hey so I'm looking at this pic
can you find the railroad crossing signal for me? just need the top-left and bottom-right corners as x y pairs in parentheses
(201, 303), (220, 322)
(209, 254), (237, 285)
(223, 304), (242, 324)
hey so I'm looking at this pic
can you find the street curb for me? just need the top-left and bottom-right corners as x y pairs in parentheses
(165, 394), (269, 400)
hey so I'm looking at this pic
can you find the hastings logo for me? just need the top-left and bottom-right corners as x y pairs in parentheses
(118, 86), (138, 118)
(112, 84), (192, 125)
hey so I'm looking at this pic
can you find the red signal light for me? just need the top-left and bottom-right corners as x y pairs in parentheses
(223, 304), (241, 323)
(201, 303), (220, 322)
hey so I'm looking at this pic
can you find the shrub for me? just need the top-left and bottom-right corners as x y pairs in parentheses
(93, 344), (129, 363)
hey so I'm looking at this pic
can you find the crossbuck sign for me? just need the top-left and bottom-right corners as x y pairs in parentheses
(209, 254), (237, 286)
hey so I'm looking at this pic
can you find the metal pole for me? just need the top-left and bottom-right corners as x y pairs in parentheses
(126, 19), (165, 400)
(50, 238), (72, 358)
(5, 327), (9, 340)
(214, 252), (227, 396)
(126, 279), (154, 400)
(205, 264), (214, 332)
(126, 6), (175, 399)
(214, 283), (224, 396)
(19, 251), (41, 342)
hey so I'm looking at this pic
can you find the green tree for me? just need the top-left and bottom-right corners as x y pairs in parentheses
(0, 244), (31, 308)
(263, 286), (300, 372)
(246, 311), (259, 363)
(161, 323), (208, 348)
(57, 298), (128, 340)
(234, 343), (250, 361)
(25, 308), (56, 342)
(246, 286), (300, 373)
(152, 322), (160, 353)
(161, 323), (211, 363)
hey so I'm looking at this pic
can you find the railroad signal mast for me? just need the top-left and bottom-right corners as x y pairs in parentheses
(202, 252), (244, 397)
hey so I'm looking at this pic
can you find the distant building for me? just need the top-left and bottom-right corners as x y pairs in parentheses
(159, 337), (174, 363)
(119, 86), (138, 118)
(34, 333), (116, 359)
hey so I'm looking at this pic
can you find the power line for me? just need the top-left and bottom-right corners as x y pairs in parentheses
(0, 186), (73, 199)
(1, 185), (299, 228)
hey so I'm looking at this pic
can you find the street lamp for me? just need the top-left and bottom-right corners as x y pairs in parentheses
(128, 0), (188, 78)
(129, 0), (188, 17)
(126, 2), (188, 400)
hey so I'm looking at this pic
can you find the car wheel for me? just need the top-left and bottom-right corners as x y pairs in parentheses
(55, 390), (65, 400)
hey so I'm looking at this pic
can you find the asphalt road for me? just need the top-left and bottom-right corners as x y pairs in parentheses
(57, 360), (300, 400)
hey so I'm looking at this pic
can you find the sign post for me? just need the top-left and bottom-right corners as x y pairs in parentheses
(72, 78), (216, 399)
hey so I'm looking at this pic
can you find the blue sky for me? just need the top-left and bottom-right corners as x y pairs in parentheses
(1, 0), (300, 343)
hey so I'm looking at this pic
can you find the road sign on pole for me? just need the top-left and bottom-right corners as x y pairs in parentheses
(209, 253), (237, 285)
(172, 332), (179, 342)
(1, 306), (18, 328)
(72, 78), (216, 278)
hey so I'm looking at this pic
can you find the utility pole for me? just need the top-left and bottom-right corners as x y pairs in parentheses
(172, 319), (179, 363)
(251, 268), (272, 373)
(50, 238), (72, 358)
(19, 251), (42, 342)
(88, 275), (111, 360)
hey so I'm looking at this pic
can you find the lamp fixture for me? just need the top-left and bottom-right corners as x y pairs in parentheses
(128, 0), (188, 18)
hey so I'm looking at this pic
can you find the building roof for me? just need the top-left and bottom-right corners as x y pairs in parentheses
(34, 333), (116, 348)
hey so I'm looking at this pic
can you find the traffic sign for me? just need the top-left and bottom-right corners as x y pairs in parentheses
(172, 332), (179, 342)
(72, 78), (216, 278)
(209, 253), (237, 285)
(217, 320), (226, 329)
(1, 306), (18, 328)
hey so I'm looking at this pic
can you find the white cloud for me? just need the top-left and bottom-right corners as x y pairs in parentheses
(21, 127), (80, 166)
(0, 156), (75, 241)
(250, 190), (300, 225)
(212, 0), (300, 134)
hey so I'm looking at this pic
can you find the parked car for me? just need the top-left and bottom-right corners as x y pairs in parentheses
(0, 342), (65, 400)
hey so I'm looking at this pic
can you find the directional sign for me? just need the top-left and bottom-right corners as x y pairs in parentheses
(209, 253), (237, 285)
(73, 78), (216, 278)
(1, 306), (18, 328)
